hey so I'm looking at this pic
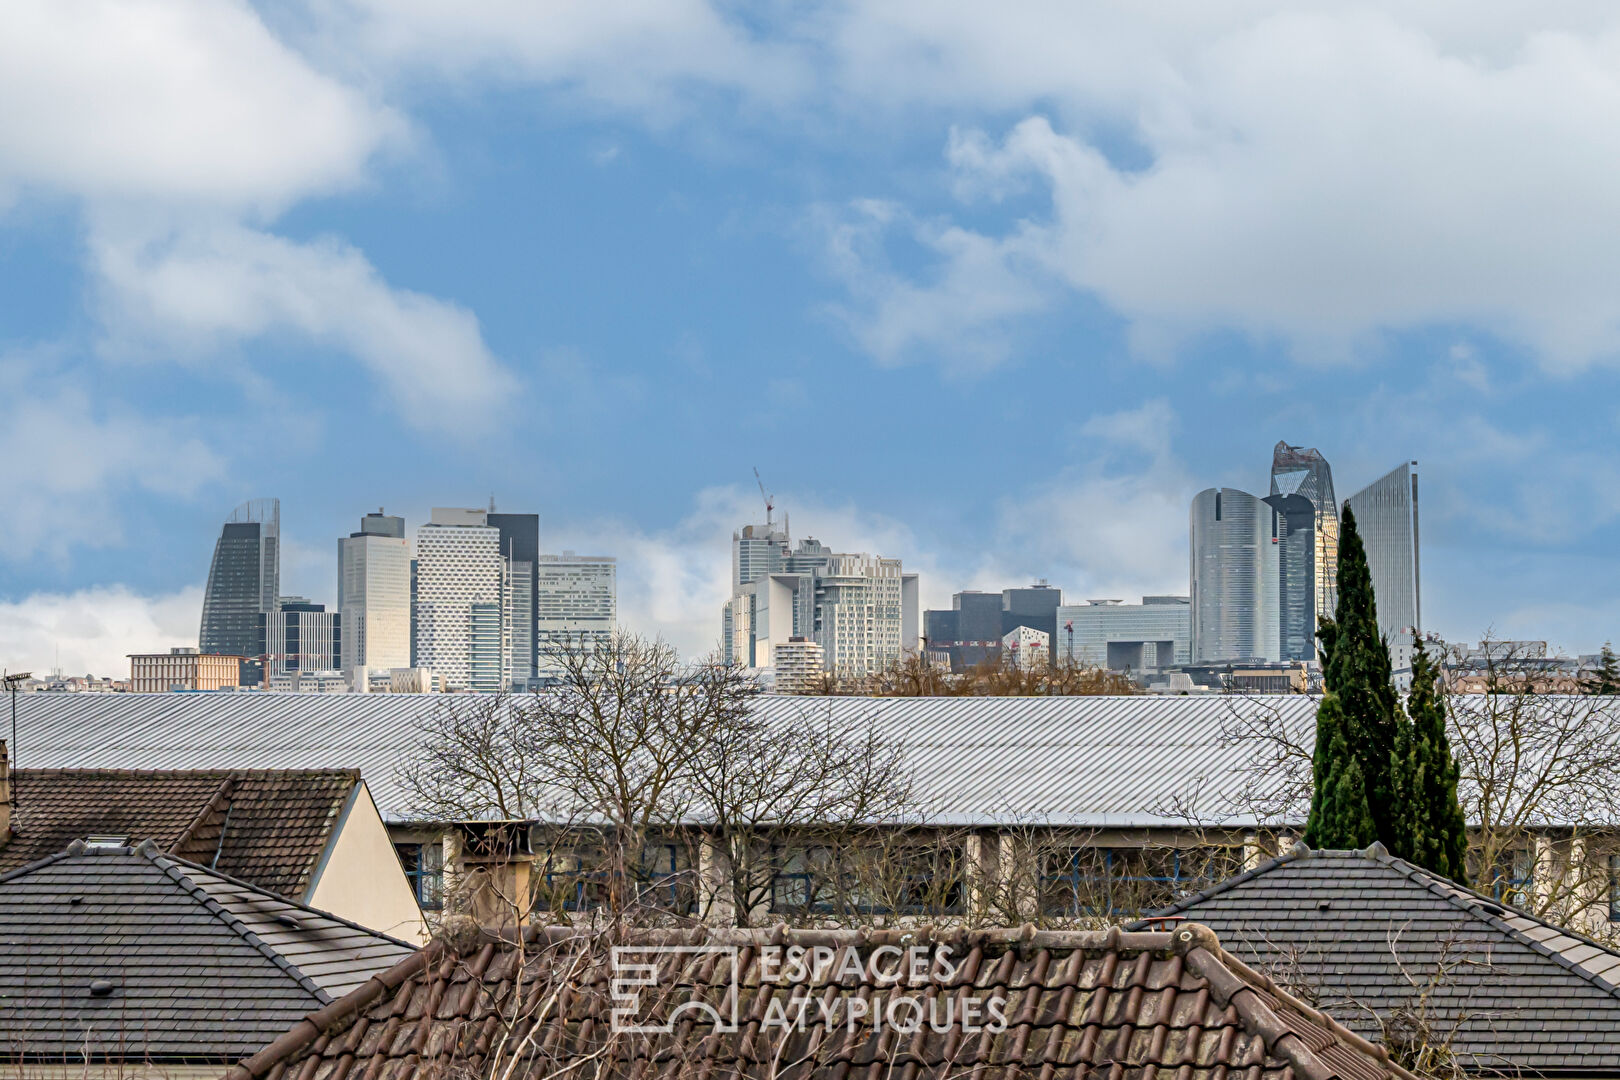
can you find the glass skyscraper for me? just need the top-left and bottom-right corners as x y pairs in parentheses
(1344, 461), (1421, 645)
(1190, 488), (1279, 663)
(1262, 492), (1317, 661)
(199, 499), (280, 670)
(1269, 442), (1339, 624)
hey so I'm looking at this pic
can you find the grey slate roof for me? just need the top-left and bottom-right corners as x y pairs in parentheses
(1132, 843), (1620, 1074)
(0, 841), (417, 1064)
(12, 691), (1322, 825)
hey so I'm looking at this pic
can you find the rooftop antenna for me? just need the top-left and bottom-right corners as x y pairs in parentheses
(489, 495), (496, 513)
(753, 467), (774, 527)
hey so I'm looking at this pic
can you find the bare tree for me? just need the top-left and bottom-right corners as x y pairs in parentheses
(403, 632), (918, 929)
(809, 652), (1139, 697)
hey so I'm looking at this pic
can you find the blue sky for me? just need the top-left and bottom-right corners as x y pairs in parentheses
(4, 1), (1620, 674)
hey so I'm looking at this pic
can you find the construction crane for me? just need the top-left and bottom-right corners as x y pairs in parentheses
(753, 467), (774, 527)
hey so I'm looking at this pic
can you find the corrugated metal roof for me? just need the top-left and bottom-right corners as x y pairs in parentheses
(11, 692), (1319, 827)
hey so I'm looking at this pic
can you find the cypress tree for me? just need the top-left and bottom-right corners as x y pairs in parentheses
(1319, 506), (1403, 842)
(1304, 692), (1378, 849)
(1406, 639), (1470, 883)
(1582, 642), (1620, 696)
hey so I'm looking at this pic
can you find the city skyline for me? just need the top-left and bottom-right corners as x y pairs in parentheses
(6, 6), (1620, 675)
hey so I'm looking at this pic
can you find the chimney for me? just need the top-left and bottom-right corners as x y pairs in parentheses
(0, 740), (10, 844)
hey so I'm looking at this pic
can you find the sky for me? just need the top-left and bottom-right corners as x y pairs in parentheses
(4, 1), (1620, 676)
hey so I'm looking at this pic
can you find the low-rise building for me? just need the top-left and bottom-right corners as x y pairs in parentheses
(0, 841), (416, 1076)
(0, 755), (427, 942)
(226, 923), (1412, 1080)
(1138, 841), (1620, 1074)
(128, 647), (244, 692)
(1054, 596), (1191, 673)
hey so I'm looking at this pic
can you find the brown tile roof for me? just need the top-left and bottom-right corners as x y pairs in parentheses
(229, 923), (1415, 1080)
(0, 768), (359, 899)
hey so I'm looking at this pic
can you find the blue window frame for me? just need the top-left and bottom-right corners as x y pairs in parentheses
(538, 843), (691, 913)
(1485, 848), (1535, 908)
(395, 842), (444, 910)
(769, 846), (964, 916)
(1043, 847), (1240, 917)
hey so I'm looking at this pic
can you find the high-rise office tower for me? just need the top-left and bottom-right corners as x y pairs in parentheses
(1190, 488), (1280, 663)
(264, 598), (341, 675)
(338, 511), (411, 678)
(199, 499), (280, 680)
(487, 510), (539, 688)
(1270, 442), (1339, 623)
(722, 520), (918, 679)
(413, 508), (509, 692)
(534, 553), (617, 677)
(1262, 492), (1317, 662)
(1344, 462), (1421, 646)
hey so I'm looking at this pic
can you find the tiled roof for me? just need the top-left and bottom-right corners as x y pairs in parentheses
(0, 841), (417, 1064)
(0, 767), (361, 898)
(229, 923), (1414, 1080)
(1134, 843), (1620, 1072)
(12, 691), (1326, 825)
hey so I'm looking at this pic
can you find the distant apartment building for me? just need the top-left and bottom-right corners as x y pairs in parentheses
(264, 598), (341, 677)
(198, 499), (280, 683)
(534, 553), (617, 677)
(923, 584), (1062, 672)
(129, 648), (243, 693)
(721, 519), (918, 681)
(413, 508), (509, 692)
(338, 511), (411, 679)
(1055, 597), (1191, 673)
(772, 637), (825, 693)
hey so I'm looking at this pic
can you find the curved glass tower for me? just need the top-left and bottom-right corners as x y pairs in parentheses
(1269, 442), (1339, 624)
(199, 499), (280, 661)
(1189, 488), (1279, 663)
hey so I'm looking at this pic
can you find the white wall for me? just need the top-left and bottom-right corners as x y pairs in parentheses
(306, 782), (429, 944)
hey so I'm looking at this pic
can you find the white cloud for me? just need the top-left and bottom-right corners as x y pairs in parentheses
(318, 0), (808, 114)
(822, 7), (1620, 372)
(0, 355), (226, 560)
(0, 0), (400, 211)
(92, 220), (513, 432)
(992, 400), (1194, 602)
(0, 585), (202, 677)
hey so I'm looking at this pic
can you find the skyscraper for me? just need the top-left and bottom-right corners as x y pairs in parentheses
(535, 552), (617, 677)
(264, 598), (341, 676)
(487, 510), (539, 687)
(1269, 442), (1339, 623)
(1344, 461), (1421, 647)
(924, 584), (1062, 672)
(199, 499), (280, 680)
(413, 508), (509, 692)
(721, 519), (919, 679)
(1262, 492), (1317, 661)
(338, 511), (411, 679)
(1190, 488), (1280, 663)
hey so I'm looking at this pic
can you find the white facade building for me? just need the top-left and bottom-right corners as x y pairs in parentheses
(534, 553), (617, 676)
(1055, 597), (1192, 672)
(265, 599), (341, 677)
(721, 521), (919, 682)
(1002, 625), (1050, 670)
(771, 637), (825, 694)
(338, 513), (411, 678)
(413, 508), (509, 692)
